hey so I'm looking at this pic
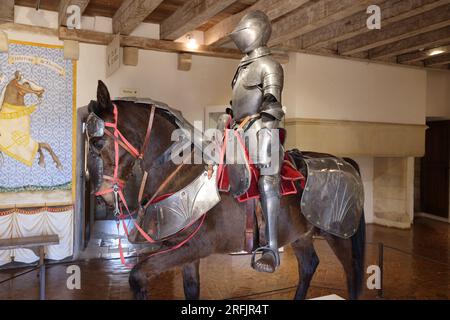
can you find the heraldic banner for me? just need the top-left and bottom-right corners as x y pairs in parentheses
(0, 41), (76, 194)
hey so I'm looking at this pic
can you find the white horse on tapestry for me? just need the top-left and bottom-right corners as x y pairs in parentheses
(0, 71), (62, 169)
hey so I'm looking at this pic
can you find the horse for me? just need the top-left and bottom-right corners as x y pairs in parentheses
(86, 80), (366, 300)
(0, 71), (62, 169)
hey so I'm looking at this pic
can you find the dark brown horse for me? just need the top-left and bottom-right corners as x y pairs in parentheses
(87, 81), (365, 300)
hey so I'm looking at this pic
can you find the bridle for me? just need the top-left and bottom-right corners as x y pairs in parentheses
(92, 103), (155, 215)
(86, 102), (208, 266)
(86, 103), (159, 247)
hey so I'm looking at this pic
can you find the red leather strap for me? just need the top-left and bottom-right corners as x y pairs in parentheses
(104, 129), (139, 159)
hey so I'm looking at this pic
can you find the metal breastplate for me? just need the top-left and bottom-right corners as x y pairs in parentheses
(231, 62), (263, 121)
(140, 167), (221, 241)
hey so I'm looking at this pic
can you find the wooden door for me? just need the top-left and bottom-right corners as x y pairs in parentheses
(421, 121), (449, 219)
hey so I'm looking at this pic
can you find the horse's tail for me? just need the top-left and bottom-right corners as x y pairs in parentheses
(343, 157), (366, 299)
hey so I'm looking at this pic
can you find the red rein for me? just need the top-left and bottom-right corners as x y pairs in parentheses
(94, 104), (206, 267)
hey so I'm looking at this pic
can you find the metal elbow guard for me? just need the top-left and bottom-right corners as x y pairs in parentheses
(261, 96), (284, 121)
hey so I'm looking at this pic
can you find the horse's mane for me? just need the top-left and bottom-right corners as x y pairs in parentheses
(114, 98), (184, 130)
(142, 103), (179, 129)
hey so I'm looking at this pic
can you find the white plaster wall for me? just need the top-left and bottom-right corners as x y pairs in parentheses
(284, 53), (427, 125)
(426, 70), (450, 120)
(102, 52), (236, 123)
(14, 5), (59, 29)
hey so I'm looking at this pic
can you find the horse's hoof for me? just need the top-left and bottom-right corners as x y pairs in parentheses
(56, 163), (63, 171)
(134, 289), (148, 300)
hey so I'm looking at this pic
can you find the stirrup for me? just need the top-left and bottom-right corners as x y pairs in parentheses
(251, 246), (280, 269)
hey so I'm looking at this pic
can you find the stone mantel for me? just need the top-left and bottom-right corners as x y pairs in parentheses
(284, 118), (426, 158)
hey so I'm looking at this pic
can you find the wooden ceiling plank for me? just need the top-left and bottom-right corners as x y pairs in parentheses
(0, 0), (14, 23)
(203, 0), (309, 46)
(59, 0), (91, 26)
(338, 4), (450, 56)
(58, 26), (289, 63)
(112, 0), (165, 35)
(160, 0), (239, 40)
(268, 0), (380, 47)
(369, 26), (450, 59)
(398, 45), (450, 63)
(424, 52), (450, 65)
(302, 0), (450, 50)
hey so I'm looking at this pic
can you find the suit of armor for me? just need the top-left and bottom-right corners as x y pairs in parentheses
(229, 11), (284, 273)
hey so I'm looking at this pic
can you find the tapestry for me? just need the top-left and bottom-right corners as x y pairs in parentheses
(0, 41), (76, 193)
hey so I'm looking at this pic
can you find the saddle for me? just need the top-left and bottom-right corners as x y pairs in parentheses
(217, 127), (305, 201)
(218, 151), (305, 202)
(217, 130), (306, 253)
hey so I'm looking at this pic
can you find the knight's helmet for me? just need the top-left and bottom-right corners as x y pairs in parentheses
(230, 10), (272, 54)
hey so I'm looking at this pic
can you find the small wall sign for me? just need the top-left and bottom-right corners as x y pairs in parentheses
(106, 34), (121, 78)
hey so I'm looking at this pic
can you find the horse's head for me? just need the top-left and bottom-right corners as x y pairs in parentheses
(86, 81), (143, 208)
(12, 71), (44, 98)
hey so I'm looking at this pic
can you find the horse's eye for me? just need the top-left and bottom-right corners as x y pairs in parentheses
(91, 139), (105, 150)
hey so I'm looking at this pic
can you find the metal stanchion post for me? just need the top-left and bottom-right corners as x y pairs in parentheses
(378, 242), (384, 298)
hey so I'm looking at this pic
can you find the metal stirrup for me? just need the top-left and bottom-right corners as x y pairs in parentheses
(251, 246), (280, 268)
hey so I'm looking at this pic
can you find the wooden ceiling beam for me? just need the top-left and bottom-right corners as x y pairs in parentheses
(397, 45), (450, 63)
(268, 0), (379, 47)
(58, 0), (91, 26)
(112, 0), (164, 35)
(58, 26), (290, 63)
(369, 26), (450, 59)
(203, 0), (309, 46)
(424, 52), (450, 66)
(338, 4), (450, 56)
(160, 0), (239, 41)
(302, 0), (450, 50)
(0, 0), (14, 23)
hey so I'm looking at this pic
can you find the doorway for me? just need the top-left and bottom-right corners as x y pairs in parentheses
(419, 120), (450, 221)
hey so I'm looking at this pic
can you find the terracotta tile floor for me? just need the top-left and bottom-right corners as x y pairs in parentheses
(0, 218), (449, 300)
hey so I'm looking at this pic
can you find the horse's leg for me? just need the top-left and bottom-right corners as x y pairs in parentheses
(38, 142), (62, 170)
(181, 259), (200, 300)
(291, 236), (319, 300)
(322, 234), (360, 300)
(135, 242), (211, 300)
(129, 262), (148, 300)
(37, 146), (46, 168)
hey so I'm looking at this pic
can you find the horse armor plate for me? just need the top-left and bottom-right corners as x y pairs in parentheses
(141, 167), (221, 241)
(300, 157), (364, 239)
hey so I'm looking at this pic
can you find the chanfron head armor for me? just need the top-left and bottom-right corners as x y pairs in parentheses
(230, 10), (272, 54)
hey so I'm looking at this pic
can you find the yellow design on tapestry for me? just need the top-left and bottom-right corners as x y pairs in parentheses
(0, 102), (39, 166)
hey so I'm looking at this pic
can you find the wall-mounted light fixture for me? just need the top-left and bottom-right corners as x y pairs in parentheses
(429, 49), (446, 56)
(186, 34), (199, 50)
